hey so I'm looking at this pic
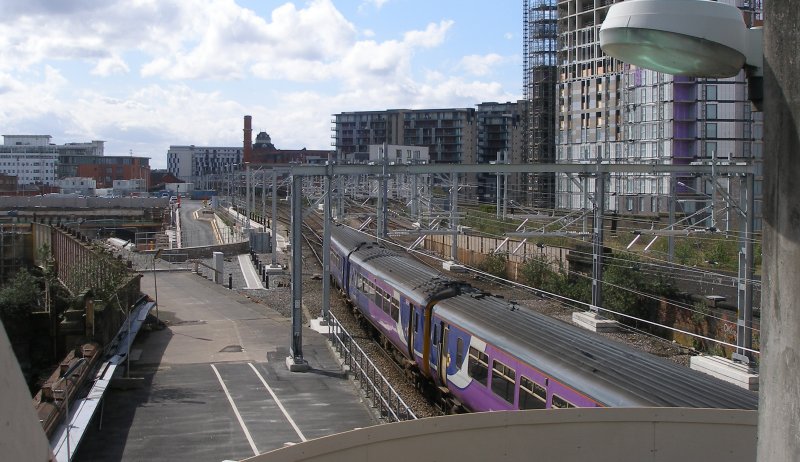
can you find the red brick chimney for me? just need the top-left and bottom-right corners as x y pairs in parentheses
(243, 115), (253, 163)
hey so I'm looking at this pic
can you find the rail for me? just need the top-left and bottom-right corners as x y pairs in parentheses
(326, 312), (417, 422)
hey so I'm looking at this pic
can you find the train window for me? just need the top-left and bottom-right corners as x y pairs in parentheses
(391, 296), (399, 320)
(519, 376), (547, 410)
(467, 347), (489, 386)
(375, 286), (384, 309)
(433, 324), (440, 345)
(491, 360), (516, 404)
(551, 394), (576, 409)
(455, 338), (464, 368)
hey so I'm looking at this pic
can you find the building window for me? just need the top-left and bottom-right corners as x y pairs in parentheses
(706, 84), (718, 100)
(705, 123), (717, 139)
(705, 141), (718, 157)
(706, 103), (718, 119)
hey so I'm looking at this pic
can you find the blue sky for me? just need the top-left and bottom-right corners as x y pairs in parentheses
(0, 0), (523, 168)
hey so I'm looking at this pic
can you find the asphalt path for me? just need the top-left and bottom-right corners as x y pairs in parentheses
(75, 271), (377, 461)
(179, 200), (218, 247)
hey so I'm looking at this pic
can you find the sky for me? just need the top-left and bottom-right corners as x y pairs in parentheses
(0, 0), (523, 169)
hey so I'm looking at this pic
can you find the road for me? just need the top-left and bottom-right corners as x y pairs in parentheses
(178, 200), (218, 247)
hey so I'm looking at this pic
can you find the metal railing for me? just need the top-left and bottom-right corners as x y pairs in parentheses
(327, 312), (417, 422)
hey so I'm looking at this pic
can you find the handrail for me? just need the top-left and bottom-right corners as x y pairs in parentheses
(326, 312), (417, 422)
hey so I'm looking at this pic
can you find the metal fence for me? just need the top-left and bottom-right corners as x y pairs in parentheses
(327, 312), (417, 422)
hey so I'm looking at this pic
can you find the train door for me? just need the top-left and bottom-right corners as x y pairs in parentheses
(438, 324), (449, 384)
(430, 320), (446, 383)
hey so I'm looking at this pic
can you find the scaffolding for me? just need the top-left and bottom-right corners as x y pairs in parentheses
(523, 0), (558, 209)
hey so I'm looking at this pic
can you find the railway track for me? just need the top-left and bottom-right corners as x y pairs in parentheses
(299, 212), (442, 418)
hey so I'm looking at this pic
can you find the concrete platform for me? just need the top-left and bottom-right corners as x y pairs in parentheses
(690, 355), (759, 391)
(572, 311), (619, 333)
(76, 271), (377, 462)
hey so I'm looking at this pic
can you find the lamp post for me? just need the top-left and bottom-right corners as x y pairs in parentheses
(55, 357), (86, 462)
(153, 248), (162, 324)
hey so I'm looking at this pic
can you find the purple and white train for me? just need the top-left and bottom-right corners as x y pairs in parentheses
(329, 224), (758, 413)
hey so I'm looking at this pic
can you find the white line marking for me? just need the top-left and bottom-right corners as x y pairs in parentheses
(248, 362), (307, 442)
(211, 364), (260, 456)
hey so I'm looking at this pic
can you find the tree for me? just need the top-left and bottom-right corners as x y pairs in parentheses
(0, 269), (41, 322)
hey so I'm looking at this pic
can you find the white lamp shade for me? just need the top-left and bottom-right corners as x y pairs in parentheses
(600, 0), (748, 78)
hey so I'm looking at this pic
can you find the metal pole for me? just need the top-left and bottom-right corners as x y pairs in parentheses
(245, 163), (251, 231)
(271, 169), (278, 267)
(411, 151), (419, 220)
(496, 151), (502, 219)
(289, 173), (307, 369)
(153, 251), (160, 324)
(451, 172), (458, 262)
(503, 150), (509, 221)
(591, 170), (606, 313)
(322, 153), (332, 320)
(668, 173), (676, 262)
(262, 169), (267, 225)
(734, 172), (755, 366)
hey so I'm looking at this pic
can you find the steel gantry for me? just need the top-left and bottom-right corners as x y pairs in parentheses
(280, 161), (755, 371)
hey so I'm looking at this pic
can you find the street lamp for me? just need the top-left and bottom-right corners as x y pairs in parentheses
(599, 0), (762, 78)
(54, 357), (86, 462)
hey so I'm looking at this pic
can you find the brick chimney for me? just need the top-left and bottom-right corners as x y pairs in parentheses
(243, 115), (253, 163)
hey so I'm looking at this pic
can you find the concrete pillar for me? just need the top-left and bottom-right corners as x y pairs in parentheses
(758, 3), (800, 460)
(213, 251), (223, 284)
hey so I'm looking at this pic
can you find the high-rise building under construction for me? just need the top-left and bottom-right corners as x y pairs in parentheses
(523, 0), (558, 209)
(547, 0), (763, 230)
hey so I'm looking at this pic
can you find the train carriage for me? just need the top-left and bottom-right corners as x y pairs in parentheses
(431, 293), (758, 412)
(329, 224), (758, 414)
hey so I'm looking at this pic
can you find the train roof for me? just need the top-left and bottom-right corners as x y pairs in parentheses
(330, 225), (376, 253)
(350, 245), (470, 304)
(434, 293), (758, 410)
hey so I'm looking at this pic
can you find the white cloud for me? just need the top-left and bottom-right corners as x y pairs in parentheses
(92, 55), (130, 76)
(403, 20), (453, 48)
(459, 53), (507, 76)
(0, 0), (521, 169)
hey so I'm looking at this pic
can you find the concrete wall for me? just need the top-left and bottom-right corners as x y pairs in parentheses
(248, 408), (756, 462)
(141, 240), (249, 260)
(0, 195), (168, 209)
(0, 319), (52, 462)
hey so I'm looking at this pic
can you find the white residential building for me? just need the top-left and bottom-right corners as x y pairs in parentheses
(167, 145), (243, 183)
(0, 135), (59, 185)
(59, 177), (97, 195)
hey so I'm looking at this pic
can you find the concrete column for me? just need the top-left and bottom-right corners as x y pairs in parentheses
(758, 3), (800, 459)
(213, 251), (223, 284)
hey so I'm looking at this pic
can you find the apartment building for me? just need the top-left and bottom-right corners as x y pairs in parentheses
(475, 102), (526, 206)
(333, 108), (478, 165)
(0, 135), (59, 185)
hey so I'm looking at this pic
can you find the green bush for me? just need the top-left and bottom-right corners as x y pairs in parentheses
(481, 253), (508, 278)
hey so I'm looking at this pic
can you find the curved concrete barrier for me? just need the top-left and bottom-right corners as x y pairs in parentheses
(246, 408), (756, 462)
